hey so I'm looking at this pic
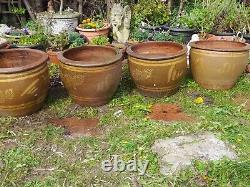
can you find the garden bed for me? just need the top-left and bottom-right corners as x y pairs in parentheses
(0, 63), (249, 186)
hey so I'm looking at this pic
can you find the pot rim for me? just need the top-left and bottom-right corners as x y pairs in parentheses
(37, 12), (80, 19)
(76, 24), (110, 32)
(58, 45), (123, 67)
(0, 48), (48, 74)
(190, 40), (250, 52)
(126, 41), (187, 61)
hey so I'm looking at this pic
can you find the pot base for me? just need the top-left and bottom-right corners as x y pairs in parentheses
(136, 85), (179, 98)
(194, 80), (236, 90)
(73, 97), (110, 107)
(0, 95), (46, 117)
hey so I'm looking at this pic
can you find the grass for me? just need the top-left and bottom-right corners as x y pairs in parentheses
(0, 64), (249, 186)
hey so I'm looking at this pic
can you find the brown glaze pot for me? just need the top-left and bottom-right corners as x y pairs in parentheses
(0, 49), (49, 117)
(58, 46), (123, 106)
(190, 40), (250, 90)
(47, 50), (60, 64)
(127, 41), (187, 97)
(76, 24), (110, 42)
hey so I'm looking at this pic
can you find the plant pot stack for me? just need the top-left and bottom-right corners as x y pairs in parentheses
(170, 28), (196, 44)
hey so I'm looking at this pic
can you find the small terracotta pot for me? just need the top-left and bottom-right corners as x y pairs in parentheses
(76, 24), (110, 42)
(190, 40), (250, 90)
(127, 41), (187, 97)
(58, 46), (123, 106)
(47, 50), (61, 64)
(0, 49), (49, 116)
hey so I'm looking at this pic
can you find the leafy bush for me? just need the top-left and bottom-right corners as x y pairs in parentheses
(152, 31), (173, 41)
(131, 0), (169, 28)
(17, 34), (46, 46)
(47, 32), (85, 50)
(179, 0), (250, 33)
(130, 29), (150, 42)
(47, 33), (69, 51)
(91, 36), (109, 45)
(68, 32), (85, 48)
(153, 31), (184, 43)
(232, 2), (250, 34)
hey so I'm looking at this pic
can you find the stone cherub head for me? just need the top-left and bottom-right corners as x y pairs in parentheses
(111, 3), (131, 43)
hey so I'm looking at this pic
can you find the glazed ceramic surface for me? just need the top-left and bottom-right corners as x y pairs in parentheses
(127, 41), (187, 97)
(58, 46), (123, 106)
(0, 49), (49, 116)
(190, 40), (250, 90)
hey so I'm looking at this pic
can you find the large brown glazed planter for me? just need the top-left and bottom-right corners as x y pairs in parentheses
(0, 49), (49, 116)
(58, 46), (123, 106)
(190, 40), (250, 90)
(127, 41), (187, 97)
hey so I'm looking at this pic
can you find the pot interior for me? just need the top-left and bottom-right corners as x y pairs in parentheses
(0, 49), (44, 69)
(62, 46), (119, 66)
(190, 40), (248, 51)
(129, 42), (185, 59)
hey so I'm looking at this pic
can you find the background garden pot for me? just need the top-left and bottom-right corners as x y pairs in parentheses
(190, 40), (250, 90)
(0, 49), (49, 117)
(58, 46), (123, 106)
(37, 12), (80, 35)
(170, 27), (196, 44)
(244, 34), (250, 44)
(10, 43), (43, 50)
(127, 41), (187, 97)
(47, 50), (60, 64)
(212, 32), (236, 36)
(76, 24), (110, 42)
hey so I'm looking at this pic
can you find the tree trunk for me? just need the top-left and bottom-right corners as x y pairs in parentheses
(27, 0), (46, 12)
(59, 0), (63, 14)
(178, 0), (185, 16)
(22, 0), (35, 19)
(78, 0), (83, 17)
(168, 0), (173, 14)
(106, 0), (114, 21)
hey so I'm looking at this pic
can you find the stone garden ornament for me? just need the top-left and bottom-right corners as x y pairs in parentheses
(111, 3), (131, 43)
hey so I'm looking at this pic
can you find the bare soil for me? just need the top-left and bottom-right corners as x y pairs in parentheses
(148, 104), (193, 122)
(49, 117), (102, 138)
(233, 94), (250, 111)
